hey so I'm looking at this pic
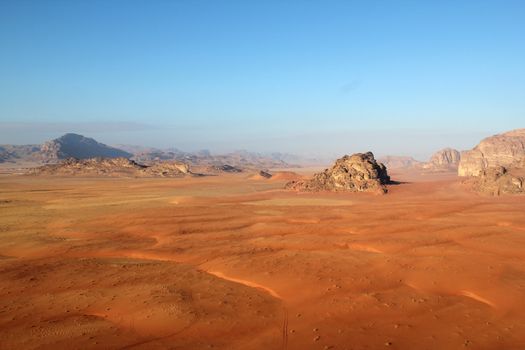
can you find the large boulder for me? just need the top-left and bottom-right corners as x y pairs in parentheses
(458, 129), (525, 176)
(285, 152), (390, 193)
(41, 133), (132, 160)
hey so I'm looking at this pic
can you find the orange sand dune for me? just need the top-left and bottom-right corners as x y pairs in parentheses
(1, 170), (525, 349)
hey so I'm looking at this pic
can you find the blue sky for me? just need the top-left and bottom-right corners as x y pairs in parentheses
(1, 0), (524, 159)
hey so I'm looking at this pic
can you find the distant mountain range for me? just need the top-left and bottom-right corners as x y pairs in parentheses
(1, 133), (130, 165)
(0, 133), (306, 169)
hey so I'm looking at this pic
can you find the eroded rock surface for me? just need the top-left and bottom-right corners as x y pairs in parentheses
(422, 148), (461, 171)
(28, 158), (189, 177)
(458, 129), (525, 176)
(285, 152), (390, 193)
(467, 165), (525, 196)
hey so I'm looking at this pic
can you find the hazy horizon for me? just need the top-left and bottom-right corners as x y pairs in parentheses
(1, 1), (524, 160)
(0, 122), (510, 162)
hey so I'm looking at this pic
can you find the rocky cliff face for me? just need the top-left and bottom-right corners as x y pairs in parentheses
(41, 133), (132, 160)
(458, 129), (525, 176)
(423, 148), (461, 170)
(466, 165), (525, 196)
(285, 152), (390, 193)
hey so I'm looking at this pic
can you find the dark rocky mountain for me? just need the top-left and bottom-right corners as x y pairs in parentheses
(41, 133), (132, 160)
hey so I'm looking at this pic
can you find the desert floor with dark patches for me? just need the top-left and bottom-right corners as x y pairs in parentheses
(1, 171), (525, 349)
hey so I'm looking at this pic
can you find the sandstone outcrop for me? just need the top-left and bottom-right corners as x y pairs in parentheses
(378, 156), (421, 169)
(423, 148), (461, 171)
(28, 158), (189, 177)
(458, 129), (525, 176)
(285, 152), (390, 193)
(41, 133), (132, 160)
(467, 165), (525, 196)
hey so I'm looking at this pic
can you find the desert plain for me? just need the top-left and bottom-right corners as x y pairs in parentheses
(1, 170), (525, 350)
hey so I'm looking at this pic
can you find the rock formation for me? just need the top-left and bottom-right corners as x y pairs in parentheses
(466, 165), (524, 196)
(285, 152), (390, 193)
(258, 170), (272, 179)
(0, 147), (10, 163)
(422, 148), (461, 171)
(41, 133), (132, 160)
(1, 134), (299, 170)
(378, 156), (421, 169)
(0, 145), (43, 163)
(194, 164), (243, 174)
(130, 148), (293, 170)
(458, 129), (525, 176)
(147, 161), (190, 176)
(28, 158), (190, 177)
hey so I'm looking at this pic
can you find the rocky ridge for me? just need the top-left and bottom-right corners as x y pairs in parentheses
(0, 145), (44, 163)
(28, 158), (190, 178)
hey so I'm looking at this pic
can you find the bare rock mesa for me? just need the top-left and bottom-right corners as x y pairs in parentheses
(285, 152), (390, 193)
(458, 128), (525, 176)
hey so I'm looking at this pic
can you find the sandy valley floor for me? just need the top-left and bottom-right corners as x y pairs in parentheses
(1, 171), (525, 349)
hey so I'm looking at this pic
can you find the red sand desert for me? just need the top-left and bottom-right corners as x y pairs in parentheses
(1, 170), (525, 349)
